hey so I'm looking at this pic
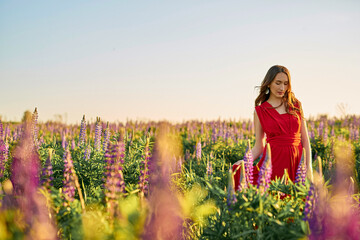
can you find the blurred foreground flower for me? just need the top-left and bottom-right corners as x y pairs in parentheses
(306, 140), (360, 239)
(142, 123), (183, 239)
(1, 113), (57, 239)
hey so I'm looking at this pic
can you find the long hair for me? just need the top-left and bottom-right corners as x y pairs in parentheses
(255, 65), (303, 118)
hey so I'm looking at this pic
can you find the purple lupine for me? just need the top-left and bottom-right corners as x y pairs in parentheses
(94, 117), (102, 151)
(61, 133), (67, 149)
(139, 138), (151, 198)
(0, 138), (5, 179)
(84, 144), (91, 161)
(63, 149), (76, 201)
(103, 122), (110, 152)
(227, 165), (237, 208)
(244, 139), (254, 185)
(196, 141), (201, 160)
(71, 139), (76, 150)
(0, 120), (3, 141)
(41, 151), (54, 189)
(78, 115), (86, 147)
(104, 140), (126, 203)
(257, 144), (272, 193)
(295, 151), (307, 185)
(323, 125), (328, 143)
(303, 184), (316, 222)
(5, 125), (11, 140)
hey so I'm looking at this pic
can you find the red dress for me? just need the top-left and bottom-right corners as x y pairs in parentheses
(233, 101), (303, 190)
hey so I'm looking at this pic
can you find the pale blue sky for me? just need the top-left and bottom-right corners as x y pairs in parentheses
(1, 1), (360, 124)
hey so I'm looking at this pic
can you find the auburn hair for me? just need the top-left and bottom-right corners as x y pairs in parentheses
(255, 65), (303, 118)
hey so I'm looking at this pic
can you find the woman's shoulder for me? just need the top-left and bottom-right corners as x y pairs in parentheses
(256, 101), (269, 108)
(255, 102), (265, 111)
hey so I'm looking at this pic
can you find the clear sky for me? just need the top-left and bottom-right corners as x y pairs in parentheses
(1, 1), (360, 124)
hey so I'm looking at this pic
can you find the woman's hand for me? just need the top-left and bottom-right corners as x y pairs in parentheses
(233, 159), (244, 165)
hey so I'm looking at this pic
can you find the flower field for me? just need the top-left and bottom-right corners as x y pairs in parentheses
(0, 109), (360, 239)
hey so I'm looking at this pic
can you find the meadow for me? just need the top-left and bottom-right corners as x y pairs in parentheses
(0, 109), (359, 239)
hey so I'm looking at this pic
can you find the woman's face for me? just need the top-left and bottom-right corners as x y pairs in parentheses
(268, 72), (289, 98)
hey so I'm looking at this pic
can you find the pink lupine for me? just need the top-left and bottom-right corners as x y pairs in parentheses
(142, 123), (183, 239)
(206, 159), (213, 177)
(196, 141), (201, 160)
(2, 115), (57, 239)
(244, 139), (254, 184)
(63, 149), (76, 201)
(0, 120), (3, 141)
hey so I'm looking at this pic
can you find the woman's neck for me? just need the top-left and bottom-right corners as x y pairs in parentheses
(267, 96), (283, 107)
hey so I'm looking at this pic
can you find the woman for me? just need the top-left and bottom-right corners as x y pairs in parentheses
(233, 65), (312, 190)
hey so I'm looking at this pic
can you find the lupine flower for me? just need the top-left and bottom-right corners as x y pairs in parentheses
(5, 115), (40, 221)
(84, 144), (92, 161)
(103, 122), (110, 152)
(227, 165), (237, 208)
(32, 107), (39, 148)
(295, 149), (307, 184)
(94, 117), (102, 151)
(61, 133), (67, 149)
(78, 115), (86, 147)
(257, 144), (272, 193)
(104, 140), (126, 208)
(139, 137), (151, 198)
(244, 139), (254, 185)
(237, 160), (248, 192)
(206, 159), (213, 177)
(0, 138), (6, 179)
(196, 141), (201, 160)
(211, 127), (216, 143)
(142, 124), (183, 239)
(303, 183), (316, 222)
(0, 120), (3, 141)
(71, 139), (76, 150)
(307, 141), (360, 239)
(41, 150), (54, 189)
(63, 149), (76, 201)
(3, 114), (57, 239)
(4, 140), (9, 162)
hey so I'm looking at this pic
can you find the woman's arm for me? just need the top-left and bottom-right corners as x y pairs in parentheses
(234, 110), (265, 165)
(251, 110), (266, 159)
(300, 117), (313, 181)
